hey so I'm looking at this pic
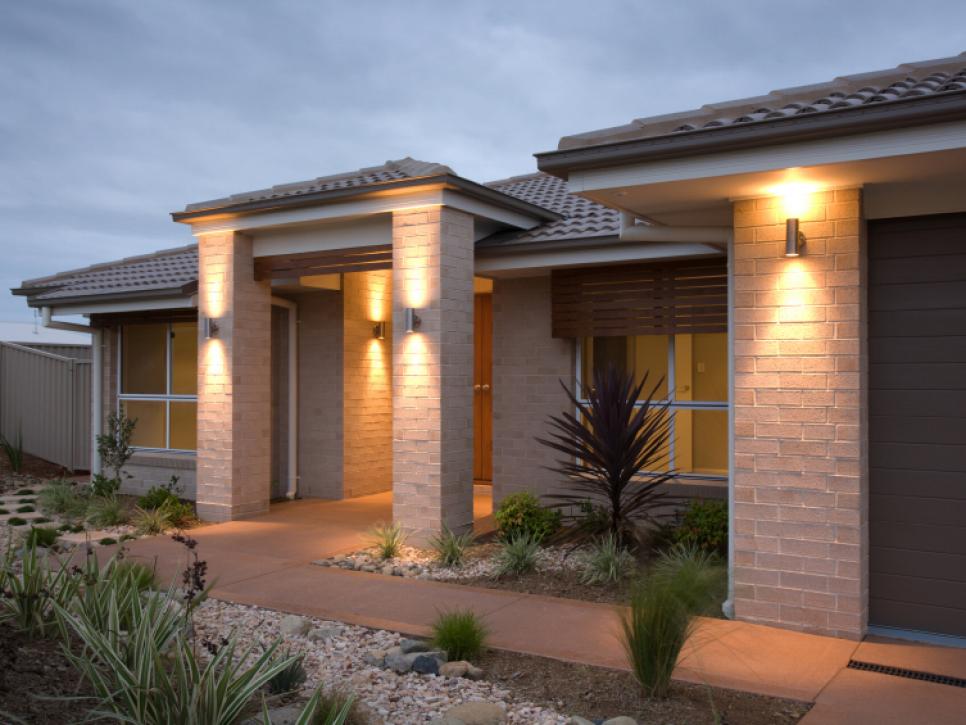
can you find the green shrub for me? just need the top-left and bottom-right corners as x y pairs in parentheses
(58, 522), (85, 533)
(268, 650), (308, 695)
(673, 499), (728, 557)
(25, 526), (60, 548)
(96, 411), (136, 485)
(132, 498), (194, 535)
(15, 488), (35, 496)
(99, 537), (118, 546)
(113, 560), (158, 591)
(495, 533), (540, 577)
(1, 429), (24, 473)
(579, 533), (636, 585)
(366, 521), (406, 560)
(138, 475), (184, 510)
(651, 544), (727, 617)
(90, 473), (120, 498)
(429, 526), (475, 567)
(0, 540), (79, 637)
(306, 688), (364, 725)
(494, 491), (561, 543)
(17, 498), (36, 505)
(431, 609), (488, 662)
(15, 505), (35, 513)
(620, 544), (727, 699)
(38, 480), (88, 520)
(0, 508), (7, 515)
(86, 495), (129, 527)
(7, 517), (28, 526)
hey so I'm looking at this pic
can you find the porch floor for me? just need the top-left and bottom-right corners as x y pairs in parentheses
(106, 488), (965, 723)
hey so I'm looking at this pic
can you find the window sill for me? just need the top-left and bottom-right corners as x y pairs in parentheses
(129, 450), (197, 470)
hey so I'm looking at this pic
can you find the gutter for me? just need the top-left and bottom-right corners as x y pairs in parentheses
(172, 174), (562, 225)
(619, 212), (729, 245)
(40, 308), (101, 475)
(536, 91), (966, 177)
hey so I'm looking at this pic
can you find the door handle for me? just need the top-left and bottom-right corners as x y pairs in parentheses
(482, 384), (490, 392)
(474, 384), (482, 391)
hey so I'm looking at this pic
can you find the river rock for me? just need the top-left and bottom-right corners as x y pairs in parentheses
(279, 615), (310, 636)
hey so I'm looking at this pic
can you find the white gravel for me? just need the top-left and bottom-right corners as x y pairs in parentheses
(192, 598), (568, 724)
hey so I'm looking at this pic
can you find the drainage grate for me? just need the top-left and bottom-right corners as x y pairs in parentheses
(847, 659), (966, 689)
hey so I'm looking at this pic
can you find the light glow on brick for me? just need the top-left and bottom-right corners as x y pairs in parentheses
(768, 181), (820, 219)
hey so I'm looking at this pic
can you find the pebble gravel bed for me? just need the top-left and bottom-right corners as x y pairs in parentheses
(192, 598), (568, 724)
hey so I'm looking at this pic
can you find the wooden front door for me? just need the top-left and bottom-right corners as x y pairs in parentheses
(473, 293), (493, 483)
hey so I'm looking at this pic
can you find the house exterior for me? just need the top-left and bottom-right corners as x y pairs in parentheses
(13, 53), (966, 645)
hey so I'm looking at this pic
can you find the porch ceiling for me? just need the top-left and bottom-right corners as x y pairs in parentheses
(253, 245), (392, 280)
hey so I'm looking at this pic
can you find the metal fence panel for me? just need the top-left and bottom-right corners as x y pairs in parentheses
(0, 342), (91, 471)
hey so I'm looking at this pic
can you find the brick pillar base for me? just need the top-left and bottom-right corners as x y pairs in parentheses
(391, 207), (474, 542)
(732, 189), (867, 638)
(196, 231), (272, 521)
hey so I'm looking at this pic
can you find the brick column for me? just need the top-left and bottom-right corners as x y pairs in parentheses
(732, 189), (867, 639)
(196, 231), (272, 521)
(391, 207), (474, 542)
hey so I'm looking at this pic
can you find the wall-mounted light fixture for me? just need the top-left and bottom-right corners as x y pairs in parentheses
(404, 308), (421, 334)
(372, 321), (387, 340)
(785, 218), (806, 258)
(202, 316), (220, 339)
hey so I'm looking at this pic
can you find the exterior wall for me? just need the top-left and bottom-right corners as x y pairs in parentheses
(343, 270), (393, 497)
(196, 231), (272, 521)
(732, 189), (867, 639)
(391, 207), (474, 541)
(126, 452), (197, 499)
(295, 291), (344, 499)
(491, 276), (574, 506)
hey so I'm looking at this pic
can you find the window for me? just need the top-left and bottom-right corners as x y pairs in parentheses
(579, 332), (728, 479)
(118, 322), (197, 451)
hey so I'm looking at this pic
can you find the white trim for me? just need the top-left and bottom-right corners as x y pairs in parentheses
(50, 296), (196, 316)
(440, 189), (545, 230)
(91, 328), (103, 476)
(475, 242), (721, 275)
(271, 296), (299, 500)
(724, 229), (736, 620)
(568, 120), (966, 193)
(252, 216), (391, 258)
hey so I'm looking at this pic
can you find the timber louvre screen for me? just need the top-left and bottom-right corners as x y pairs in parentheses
(551, 258), (728, 338)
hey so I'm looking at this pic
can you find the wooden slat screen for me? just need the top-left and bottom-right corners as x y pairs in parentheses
(551, 258), (727, 338)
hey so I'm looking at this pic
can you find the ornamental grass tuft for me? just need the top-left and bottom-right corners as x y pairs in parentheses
(366, 521), (406, 560)
(431, 608), (488, 662)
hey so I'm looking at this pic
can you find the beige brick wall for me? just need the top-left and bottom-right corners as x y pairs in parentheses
(196, 231), (272, 521)
(391, 207), (474, 541)
(732, 189), (868, 639)
(343, 270), (393, 497)
(491, 276), (574, 506)
(295, 291), (344, 499)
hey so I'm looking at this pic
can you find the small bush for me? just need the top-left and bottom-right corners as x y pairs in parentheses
(1, 429), (24, 473)
(38, 481), (88, 520)
(15, 505), (35, 513)
(309, 688), (365, 725)
(17, 498), (36, 505)
(90, 473), (120, 498)
(138, 475), (184, 510)
(87, 495), (129, 527)
(1, 539), (79, 637)
(99, 537), (118, 546)
(673, 499), (728, 557)
(429, 526), (475, 567)
(7, 517), (27, 526)
(59, 522), (85, 533)
(0, 508), (8, 515)
(431, 609), (488, 662)
(26, 526), (60, 548)
(132, 498), (194, 535)
(14, 488), (35, 495)
(651, 544), (727, 617)
(113, 560), (158, 591)
(579, 533), (636, 586)
(366, 521), (406, 560)
(494, 491), (561, 543)
(495, 533), (540, 577)
(268, 650), (308, 695)
(32, 517), (50, 524)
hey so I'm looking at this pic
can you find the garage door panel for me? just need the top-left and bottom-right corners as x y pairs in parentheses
(869, 389), (966, 417)
(870, 521), (966, 555)
(871, 492), (966, 528)
(869, 280), (966, 311)
(870, 253), (966, 285)
(869, 336), (966, 363)
(870, 467), (966, 500)
(871, 415), (966, 446)
(869, 213), (966, 638)
(870, 362), (966, 389)
(871, 547), (966, 582)
(869, 309), (966, 337)
(869, 442), (966, 472)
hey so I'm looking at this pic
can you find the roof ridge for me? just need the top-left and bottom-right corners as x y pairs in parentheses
(19, 243), (197, 288)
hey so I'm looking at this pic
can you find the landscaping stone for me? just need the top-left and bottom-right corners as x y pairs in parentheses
(400, 637), (430, 654)
(440, 661), (470, 678)
(279, 614), (310, 636)
(307, 626), (339, 643)
(602, 718), (637, 725)
(437, 701), (507, 724)
(382, 563), (395, 576)
(363, 648), (387, 667)
(412, 652), (447, 675)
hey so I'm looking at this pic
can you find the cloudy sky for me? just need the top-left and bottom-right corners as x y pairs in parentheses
(1, 0), (964, 321)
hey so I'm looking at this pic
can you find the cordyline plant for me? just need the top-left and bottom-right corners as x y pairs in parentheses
(538, 365), (676, 549)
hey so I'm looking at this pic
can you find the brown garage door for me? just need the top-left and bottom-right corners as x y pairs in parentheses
(869, 212), (966, 638)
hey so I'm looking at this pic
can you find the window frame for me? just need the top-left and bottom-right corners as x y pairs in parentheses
(116, 322), (197, 453)
(576, 334), (729, 481)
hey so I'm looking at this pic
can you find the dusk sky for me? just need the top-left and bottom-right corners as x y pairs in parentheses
(2, 1), (964, 322)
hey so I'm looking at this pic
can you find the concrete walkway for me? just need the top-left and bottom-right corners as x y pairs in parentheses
(113, 494), (966, 724)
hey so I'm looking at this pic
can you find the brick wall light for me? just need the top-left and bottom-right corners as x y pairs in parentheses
(785, 218), (806, 257)
(202, 316), (220, 339)
(372, 321), (387, 340)
(404, 307), (422, 333)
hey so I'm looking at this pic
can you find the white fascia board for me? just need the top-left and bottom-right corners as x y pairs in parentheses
(440, 189), (543, 229)
(569, 120), (966, 192)
(475, 242), (720, 274)
(50, 296), (197, 316)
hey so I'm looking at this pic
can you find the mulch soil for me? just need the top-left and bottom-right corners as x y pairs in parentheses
(481, 648), (812, 725)
(459, 568), (634, 605)
(0, 452), (70, 482)
(0, 625), (94, 724)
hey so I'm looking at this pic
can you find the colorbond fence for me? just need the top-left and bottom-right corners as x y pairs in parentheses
(0, 342), (91, 471)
